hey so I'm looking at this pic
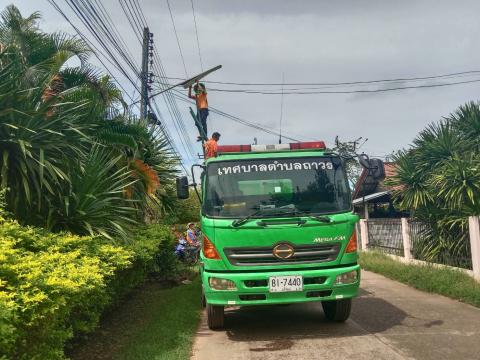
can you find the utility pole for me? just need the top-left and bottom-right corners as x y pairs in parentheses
(279, 72), (284, 144)
(140, 27), (154, 120)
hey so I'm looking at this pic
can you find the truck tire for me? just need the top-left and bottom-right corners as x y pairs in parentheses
(322, 299), (351, 322)
(207, 304), (224, 330)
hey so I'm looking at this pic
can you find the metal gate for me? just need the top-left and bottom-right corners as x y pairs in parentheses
(367, 219), (404, 256)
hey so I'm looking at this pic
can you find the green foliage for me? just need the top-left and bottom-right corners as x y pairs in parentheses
(48, 146), (138, 239)
(388, 101), (480, 264)
(164, 189), (201, 224)
(130, 224), (178, 279)
(0, 217), (174, 359)
(359, 251), (480, 308)
(0, 5), (179, 238)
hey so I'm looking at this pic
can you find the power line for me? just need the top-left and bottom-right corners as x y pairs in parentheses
(160, 69), (480, 87)
(48, 0), (139, 107)
(52, 0), (189, 171)
(64, 0), (141, 93)
(170, 88), (320, 142)
(122, 0), (197, 162)
(279, 72), (284, 144)
(172, 90), (307, 142)
(166, 0), (189, 78)
(200, 77), (480, 95)
(190, 0), (204, 72)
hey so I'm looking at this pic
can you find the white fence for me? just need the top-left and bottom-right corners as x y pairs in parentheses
(359, 216), (480, 281)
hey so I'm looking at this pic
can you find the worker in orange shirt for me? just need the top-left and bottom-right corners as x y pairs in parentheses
(188, 81), (209, 141)
(204, 132), (220, 159)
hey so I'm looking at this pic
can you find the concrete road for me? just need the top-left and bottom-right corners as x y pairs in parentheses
(191, 271), (480, 360)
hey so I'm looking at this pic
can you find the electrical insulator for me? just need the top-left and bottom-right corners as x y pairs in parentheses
(147, 112), (159, 125)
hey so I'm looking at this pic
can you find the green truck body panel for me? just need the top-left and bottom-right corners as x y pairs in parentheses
(199, 149), (360, 306)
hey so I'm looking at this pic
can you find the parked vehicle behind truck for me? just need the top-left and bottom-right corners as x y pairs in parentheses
(176, 141), (384, 329)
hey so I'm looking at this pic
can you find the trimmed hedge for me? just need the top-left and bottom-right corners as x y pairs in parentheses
(0, 215), (174, 360)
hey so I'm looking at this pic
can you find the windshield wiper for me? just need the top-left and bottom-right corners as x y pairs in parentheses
(232, 205), (332, 227)
(231, 209), (265, 227)
(275, 204), (332, 223)
(282, 210), (331, 223)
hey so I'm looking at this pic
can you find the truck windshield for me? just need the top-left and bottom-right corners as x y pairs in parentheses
(203, 156), (351, 218)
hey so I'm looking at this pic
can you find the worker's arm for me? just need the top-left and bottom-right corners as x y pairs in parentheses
(188, 85), (196, 100)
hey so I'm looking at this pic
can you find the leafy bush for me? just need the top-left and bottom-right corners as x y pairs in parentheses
(133, 224), (178, 280)
(0, 217), (174, 360)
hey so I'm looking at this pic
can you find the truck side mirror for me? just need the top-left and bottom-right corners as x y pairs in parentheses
(176, 176), (190, 199)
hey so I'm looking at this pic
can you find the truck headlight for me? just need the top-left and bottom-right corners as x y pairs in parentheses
(209, 277), (237, 291)
(334, 270), (358, 285)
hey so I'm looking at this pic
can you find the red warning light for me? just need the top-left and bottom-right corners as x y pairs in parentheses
(289, 141), (326, 150)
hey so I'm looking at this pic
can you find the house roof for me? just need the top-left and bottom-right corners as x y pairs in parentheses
(352, 190), (391, 205)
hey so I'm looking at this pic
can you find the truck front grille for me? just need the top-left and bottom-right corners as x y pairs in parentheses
(224, 243), (340, 266)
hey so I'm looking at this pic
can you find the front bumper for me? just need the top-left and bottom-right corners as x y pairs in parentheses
(202, 264), (360, 306)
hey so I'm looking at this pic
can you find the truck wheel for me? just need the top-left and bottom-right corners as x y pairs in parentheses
(207, 304), (224, 330)
(322, 299), (351, 322)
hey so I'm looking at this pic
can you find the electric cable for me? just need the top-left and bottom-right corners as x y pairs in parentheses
(200, 78), (480, 95)
(172, 90), (303, 142)
(165, 0), (189, 78)
(122, 0), (197, 163)
(161, 69), (480, 87)
(48, 0), (139, 107)
(190, 0), (204, 72)
(52, 0), (188, 170)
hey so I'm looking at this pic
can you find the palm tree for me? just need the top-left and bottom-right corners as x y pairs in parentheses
(0, 5), (179, 238)
(389, 102), (480, 267)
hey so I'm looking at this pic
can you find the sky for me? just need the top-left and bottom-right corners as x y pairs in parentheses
(6, 0), (480, 166)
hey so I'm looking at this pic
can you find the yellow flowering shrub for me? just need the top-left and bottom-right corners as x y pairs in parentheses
(0, 214), (172, 359)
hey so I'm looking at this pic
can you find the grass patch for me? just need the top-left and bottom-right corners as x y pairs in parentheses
(359, 251), (480, 308)
(119, 277), (202, 360)
(70, 277), (202, 360)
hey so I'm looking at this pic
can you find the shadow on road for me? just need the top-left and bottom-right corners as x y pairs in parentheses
(222, 290), (409, 350)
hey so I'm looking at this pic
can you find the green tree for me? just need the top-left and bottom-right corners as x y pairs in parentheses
(0, 5), (178, 238)
(388, 101), (480, 266)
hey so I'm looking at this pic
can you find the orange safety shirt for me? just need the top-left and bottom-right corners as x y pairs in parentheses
(196, 92), (208, 109)
(204, 138), (218, 159)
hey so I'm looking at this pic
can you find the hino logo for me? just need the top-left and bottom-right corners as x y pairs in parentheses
(313, 235), (346, 243)
(272, 243), (295, 259)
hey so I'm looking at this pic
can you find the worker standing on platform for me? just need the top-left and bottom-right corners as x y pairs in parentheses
(204, 132), (220, 159)
(188, 80), (209, 141)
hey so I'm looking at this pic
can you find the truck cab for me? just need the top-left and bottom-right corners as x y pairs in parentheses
(177, 141), (377, 329)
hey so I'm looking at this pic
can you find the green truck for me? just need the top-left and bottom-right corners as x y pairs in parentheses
(176, 141), (384, 329)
